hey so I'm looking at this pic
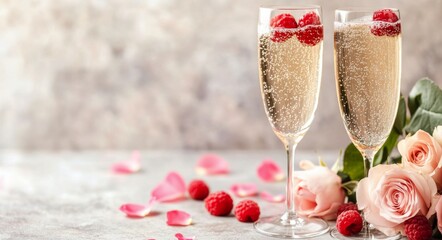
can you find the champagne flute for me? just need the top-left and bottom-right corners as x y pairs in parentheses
(254, 5), (329, 238)
(331, 8), (401, 240)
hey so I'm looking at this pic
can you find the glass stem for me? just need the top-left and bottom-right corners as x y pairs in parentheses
(362, 150), (375, 178)
(361, 150), (375, 235)
(285, 142), (298, 218)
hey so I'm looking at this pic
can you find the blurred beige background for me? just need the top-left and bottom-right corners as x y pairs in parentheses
(0, 0), (440, 150)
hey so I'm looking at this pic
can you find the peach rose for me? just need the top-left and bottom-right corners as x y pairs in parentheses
(357, 164), (439, 236)
(436, 196), (442, 234)
(398, 130), (442, 187)
(293, 166), (345, 220)
(434, 126), (442, 147)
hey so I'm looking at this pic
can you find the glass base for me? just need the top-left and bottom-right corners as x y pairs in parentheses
(254, 215), (329, 239)
(330, 227), (402, 240)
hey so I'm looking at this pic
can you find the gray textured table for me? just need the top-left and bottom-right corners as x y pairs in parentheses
(0, 150), (346, 240)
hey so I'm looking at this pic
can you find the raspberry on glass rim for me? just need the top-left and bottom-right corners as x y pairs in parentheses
(371, 9), (401, 37)
(296, 11), (323, 46)
(270, 13), (298, 42)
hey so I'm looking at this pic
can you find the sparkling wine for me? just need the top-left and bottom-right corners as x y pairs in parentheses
(334, 22), (401, 151)
(258, 31), (323, 140)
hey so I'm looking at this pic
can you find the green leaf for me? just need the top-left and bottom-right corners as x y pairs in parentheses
(393, 95), (406, 135)
(373, 130), (400, 166)
(405, 78), (442, 134)
(347, 192), (357, 204)
(391, 155), (402, 164)
(318, 158), (327, 167)
(337, 170), (351, 183)
(342, 180), (359, 195)
(342, 143), (364, 181)
(373, 147), (388, 167)
(331, 155), (341, 173)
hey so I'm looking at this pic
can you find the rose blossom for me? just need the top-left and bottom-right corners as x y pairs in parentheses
(357, 164), (439, 236)
(398, 130), (442, 187)
(434, 126), (442, 147)
(436, 197), (442, 234)
(293, 166), (345, 220)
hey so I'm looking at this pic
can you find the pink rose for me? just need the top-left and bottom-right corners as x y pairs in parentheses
(357, 164), (439, 236)
(434, 126), (442, 147)
(293, 166), (345, 220)
(436, 196), (442, 234)
(398, 130), (442, 187)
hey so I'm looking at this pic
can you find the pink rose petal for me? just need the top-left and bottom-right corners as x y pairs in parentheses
(151, 172), (186, 202)
(260, 191), (286, 203)
(230, 183), (258, 197)
(195, 154), (229, 175)
(119, 197), (156, 218)
(257, 159), (284, 182)
(175, 233), (195, 240)
(167, 210), (192, 226)
(112, 151), (141, 174)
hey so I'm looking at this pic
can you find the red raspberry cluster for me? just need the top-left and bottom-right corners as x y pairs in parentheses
(270, 12), (323, 46)
(188, 180), (260, 222)
(336, 203), (433, 240)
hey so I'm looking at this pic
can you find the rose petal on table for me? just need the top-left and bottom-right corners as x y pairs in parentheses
(112, 151), (141, 174)
(119, 197), (156, 218)
(175, 233), (195, 240)
(167, 210), (192, 226)
(260, 191), (285, 203)
(257, 159), (284, 182)
(195, 154), (229, 175)
(230, 183), (258, 197)
(151, 172), (186, 202)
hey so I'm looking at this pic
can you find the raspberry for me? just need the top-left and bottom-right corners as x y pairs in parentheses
(270, 13), (298, 42)
(298, 12), (321, 27)
(371, 9), (401, 37)
(337, 202), (358, 217)
(296, 12), (323, 46)
(234, 200), (260, 222)
(188, 180), (209, 200)
(204, 191), (233, 216)
(404, 215), (432, 240)
(336, 210), (363, 236)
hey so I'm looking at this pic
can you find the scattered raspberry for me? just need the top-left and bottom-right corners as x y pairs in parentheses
(295, 11), (323, 46)
(204, 191), (233, 216)
(371, 9), (401, 37)
(270, 13), (298, 42)
(234, 200), (260, 222)
(337, 202), (358, 217)
(404, 215), (432, 240)
(188, 180), (210, 200)
(336, 210), (363, 236)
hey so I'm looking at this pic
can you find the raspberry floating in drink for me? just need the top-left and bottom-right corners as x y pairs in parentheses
(270, 13), (298, 42)
(296, 12), (324, 46)
(371, 9), (401, 37)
